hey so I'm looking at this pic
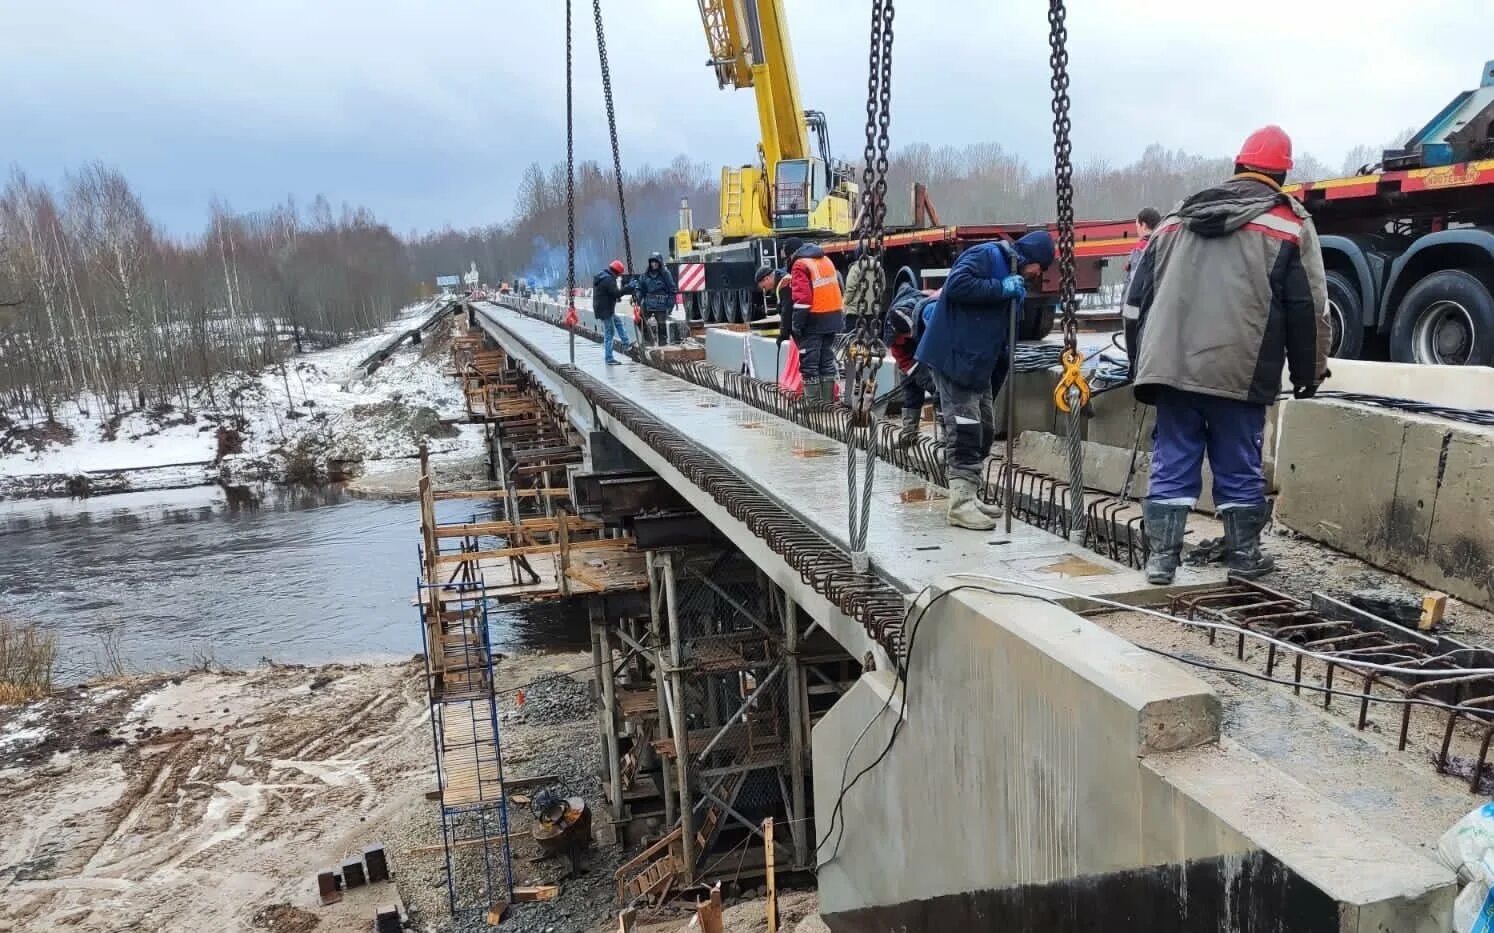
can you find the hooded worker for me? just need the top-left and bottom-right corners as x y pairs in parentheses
(633, 252), (678, 346)
(784, 237), (845, 402)
(916, 231), (1053, 530)
(1125, 125), (1330, 584)
(883, 282), (939, 442)
(592, 259), (635, 365)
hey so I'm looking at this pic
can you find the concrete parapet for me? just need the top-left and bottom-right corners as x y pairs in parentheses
(814, 582), (1455, 932)
(1276, 398), (1494, 611)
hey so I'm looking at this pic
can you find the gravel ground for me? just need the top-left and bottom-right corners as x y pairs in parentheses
(392, 650), (625, 933)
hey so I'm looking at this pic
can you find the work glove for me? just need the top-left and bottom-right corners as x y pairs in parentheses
(1292, 383), (1318, 400)
(633, 307), (642, 325)
(1000, 274), (1027, 301)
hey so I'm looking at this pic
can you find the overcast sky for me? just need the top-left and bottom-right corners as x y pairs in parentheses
(3, 0), (1487, 237)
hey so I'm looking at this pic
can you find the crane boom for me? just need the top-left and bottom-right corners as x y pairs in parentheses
(690, 0), (853, 242)
(698, 0), (809, 168)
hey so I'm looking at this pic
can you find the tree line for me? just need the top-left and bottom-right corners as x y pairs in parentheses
(0, 165), (412, 421)
(2, 131), (1410, 423)
(409, 131), (1415, 291)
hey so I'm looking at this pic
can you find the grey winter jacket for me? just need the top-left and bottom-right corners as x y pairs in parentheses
(1124, 174), (1330, 406)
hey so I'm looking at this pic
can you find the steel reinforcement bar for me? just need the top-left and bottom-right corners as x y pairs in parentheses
(477, 304), (911, 664)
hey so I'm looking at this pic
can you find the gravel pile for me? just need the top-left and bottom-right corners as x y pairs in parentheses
(502, 672), (595, 727)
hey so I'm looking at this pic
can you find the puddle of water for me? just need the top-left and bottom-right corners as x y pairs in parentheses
(791, 446), (837, 459)
(899, 487), (947, 503)
(1035, 554), (1116, 578)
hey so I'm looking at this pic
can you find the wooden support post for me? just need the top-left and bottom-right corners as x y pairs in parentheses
(592, 598), (625, 822)
(783, 587), (809, 869)
(647, 553), (676, 828)
(763, 817), (779, 933)
(696, 886), (724, 933)
(661, 552), (696, 882)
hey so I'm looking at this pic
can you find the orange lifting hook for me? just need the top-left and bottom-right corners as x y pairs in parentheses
(1052, 346), (1090, 413)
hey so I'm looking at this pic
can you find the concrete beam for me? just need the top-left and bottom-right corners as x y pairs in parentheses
(814, 582), (1454, 932)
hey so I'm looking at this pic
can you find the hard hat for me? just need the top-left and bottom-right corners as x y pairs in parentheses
(608, 259), (625, 275)
(1235, 125), (1294, 173)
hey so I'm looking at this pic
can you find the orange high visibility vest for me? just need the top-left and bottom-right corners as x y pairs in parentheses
(795, 255), (843, 314)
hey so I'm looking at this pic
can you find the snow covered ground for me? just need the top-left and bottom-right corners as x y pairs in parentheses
(0, 300), (486, 491)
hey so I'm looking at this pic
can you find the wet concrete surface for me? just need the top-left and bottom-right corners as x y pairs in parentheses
(474, 301), (1215, 610)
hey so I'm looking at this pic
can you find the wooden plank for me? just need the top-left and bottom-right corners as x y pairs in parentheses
(514, 885), (560, 902)
(434, 537), (631, 567)
(434, 516), (602, 539)
(617, 907), (637, 933)
(764, 818), (778, 933)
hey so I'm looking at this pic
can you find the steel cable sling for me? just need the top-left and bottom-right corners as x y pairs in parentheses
(593, 0), (633, 272)
(1047, 0), (1089, 543)
(845, 0), (895, 574)
(563, 0), (578, 361)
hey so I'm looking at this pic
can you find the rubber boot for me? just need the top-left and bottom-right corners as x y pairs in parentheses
(1222, 503), (1276, 579)
(1143, 500), (1190, 585)
(947, 478), (997, 531)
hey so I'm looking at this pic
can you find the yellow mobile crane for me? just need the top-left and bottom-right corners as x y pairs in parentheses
(680, 0), (857, 252)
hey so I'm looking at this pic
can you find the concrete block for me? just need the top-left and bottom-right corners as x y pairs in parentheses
(994, 369), (1061, 438)
(1424, 431), (1494, 604)
(1277, 399), (1494, 610)
(1276, 402), (1404, 557)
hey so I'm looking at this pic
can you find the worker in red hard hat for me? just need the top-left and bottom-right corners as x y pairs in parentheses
(1123, 125), (1330, 585)
(593, 259), (636, 365)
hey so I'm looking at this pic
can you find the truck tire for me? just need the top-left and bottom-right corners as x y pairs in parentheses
(1389, 269), (1494, 366)
(1019, 301), (1056, 341)
(1324, 270), (1365, 359)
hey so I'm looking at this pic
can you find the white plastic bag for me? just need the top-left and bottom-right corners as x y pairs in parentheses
(1438, 804), (1494, 932)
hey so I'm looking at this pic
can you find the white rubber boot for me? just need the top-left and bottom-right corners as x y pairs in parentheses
(947, 479), (997, 531)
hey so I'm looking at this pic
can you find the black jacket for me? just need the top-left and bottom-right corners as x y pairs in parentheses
(592, 270), (633, 320)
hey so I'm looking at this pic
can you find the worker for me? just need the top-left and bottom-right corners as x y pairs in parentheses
(843, 247), (884, 335)
(1121, 206), (1161, 308)
(592, 259), (636, 365)
(633, 252), (677, 346)
(917, 231), (1054, 530)
(755, 264), (795, 345)
(786, 238), (845, 402)
(883, 282), (938, 444)
(1125, 125), (1330, 584)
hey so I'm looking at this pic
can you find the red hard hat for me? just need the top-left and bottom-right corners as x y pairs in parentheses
(608, 259), (625, 275)
(1235, 125), (1293, 173)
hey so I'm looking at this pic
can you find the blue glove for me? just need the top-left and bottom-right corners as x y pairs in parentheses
(1001, 274), (1027, 301)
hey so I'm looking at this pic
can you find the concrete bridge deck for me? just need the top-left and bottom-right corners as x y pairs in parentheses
(470, 298), (1461, 932)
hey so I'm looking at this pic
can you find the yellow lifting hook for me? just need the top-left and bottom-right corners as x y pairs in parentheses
(1052, 347), (1090, 413)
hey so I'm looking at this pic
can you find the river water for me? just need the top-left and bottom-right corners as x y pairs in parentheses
(0, 486), (587, 684)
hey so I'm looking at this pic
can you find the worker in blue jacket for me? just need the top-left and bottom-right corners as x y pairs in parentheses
(916, 231), (1054, 529)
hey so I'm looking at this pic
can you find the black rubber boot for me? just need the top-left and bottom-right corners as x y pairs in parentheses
(1143, 501), (1190, 585)
(1223, 504), (1276, 579)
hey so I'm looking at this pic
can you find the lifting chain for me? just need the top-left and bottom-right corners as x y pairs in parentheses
(1048, 0), (1086, 542)
(845, 0), (895, 572)
(593, 0), (633, 271)
(564, 0), (579, 353)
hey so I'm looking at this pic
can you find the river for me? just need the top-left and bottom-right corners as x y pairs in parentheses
(0, 485), (587, 684)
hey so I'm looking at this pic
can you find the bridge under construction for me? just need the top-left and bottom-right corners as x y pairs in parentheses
(408, 291), (1494, 932)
